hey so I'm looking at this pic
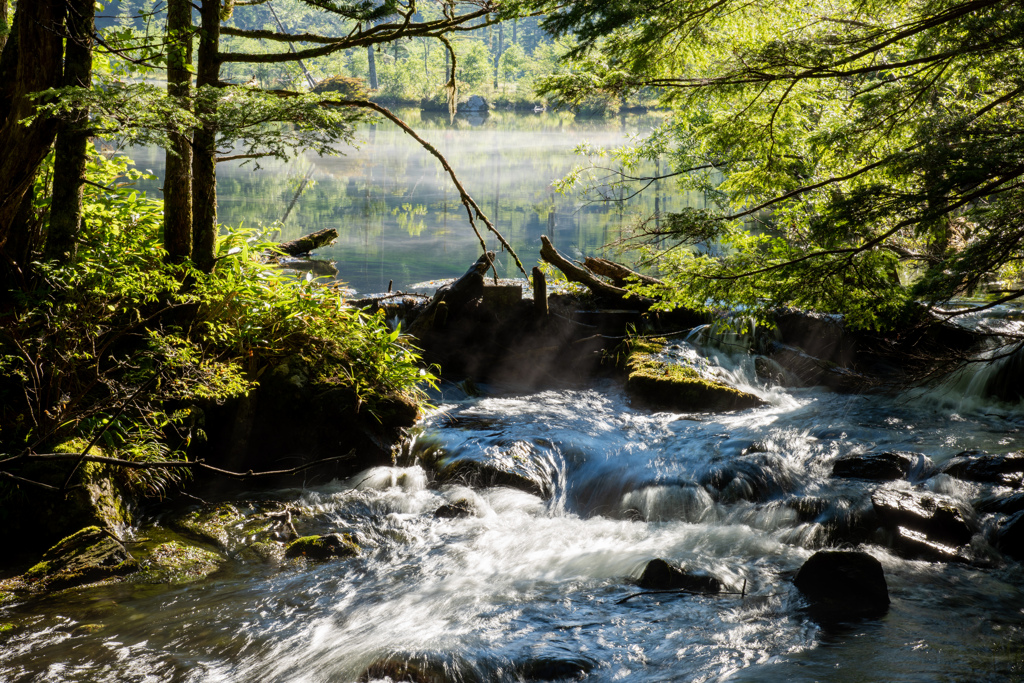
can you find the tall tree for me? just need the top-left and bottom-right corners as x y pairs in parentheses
(190, 0), (222, 273)
(0, 0), (65, 259)
(163, 0), (194, 263)
(45, 0), (95, 262)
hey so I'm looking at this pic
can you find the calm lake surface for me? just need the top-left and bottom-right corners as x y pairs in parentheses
(2, 113), (1022, 682)
(129, 109), (696, 294)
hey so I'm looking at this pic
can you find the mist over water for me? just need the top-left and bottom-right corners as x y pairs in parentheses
(128, 110), (703, 294)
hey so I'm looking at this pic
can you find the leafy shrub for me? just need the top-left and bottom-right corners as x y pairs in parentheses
(0, 150), (434, 498)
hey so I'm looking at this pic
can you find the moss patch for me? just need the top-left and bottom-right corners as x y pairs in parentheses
(284, 534), (359, 560)
(18, 526), (138, 593)
(624, 342), (763, 412)
(135, 541), (223, 584)
(169, 504), (243, 550)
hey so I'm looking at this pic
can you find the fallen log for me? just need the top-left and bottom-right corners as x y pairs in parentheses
(264, 228), (338, 260)
(583, 257), (663, 288)
(409, 252), (494, 335)
(539, 236), (650, 309)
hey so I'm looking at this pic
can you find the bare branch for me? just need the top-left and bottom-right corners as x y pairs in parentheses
(16, 451), (357, 480)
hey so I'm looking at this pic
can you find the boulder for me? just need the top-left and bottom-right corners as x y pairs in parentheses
(871, 488), (976, 561)
(520, 655), (595, 680)
(794, 550), (889, 620)
(419, 439), (554, 498)
(625, 346), (762, 413)
(0, 441), (135, 551)
(434, 499), (476, 519)
(359, 652), (478, 683)
(783, 495), (879, 546)
(169, 503), (244, 550)
(996, 509), (1024, 561)
(462, 95), (489, 112)
(832, 451), (933, 482)
(975, 491), (1024, 516)
(18, 526), (138, 593)
(135, 541), (223, 584)
(198, 353), (421, 486)
(939, 450), (1024, 487)
(637, 558), (722, 593)
(284, 533), (359, 560)
(700, 453), (799, 503)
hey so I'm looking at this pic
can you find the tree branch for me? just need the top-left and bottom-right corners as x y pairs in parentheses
(14, 451), (357, 480)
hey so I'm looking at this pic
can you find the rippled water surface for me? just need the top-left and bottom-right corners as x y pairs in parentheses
(3, 343), (1023, 682)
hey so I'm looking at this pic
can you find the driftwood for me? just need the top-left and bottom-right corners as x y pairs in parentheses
(266, 228), (338, 259)
(583, 257), (663, 288)
(409, 252), (494, 335)
(539, 236), (650, 309)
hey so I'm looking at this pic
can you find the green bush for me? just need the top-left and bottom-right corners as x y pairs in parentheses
(0, 150), (434, 498)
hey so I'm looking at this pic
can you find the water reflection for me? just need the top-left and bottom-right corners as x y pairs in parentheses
(129, 111), (707, 294)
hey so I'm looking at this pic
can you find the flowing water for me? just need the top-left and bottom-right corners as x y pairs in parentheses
(5, 115), (1022, 681)
(2, 342), (1023, 682)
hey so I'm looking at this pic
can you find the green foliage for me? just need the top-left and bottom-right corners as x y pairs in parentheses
(1, 151), (434, 494)
(529, 0), (1024, 328)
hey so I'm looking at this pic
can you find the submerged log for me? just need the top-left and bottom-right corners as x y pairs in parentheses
(583, 256), (663, 288)
(408, 251), (494, 335)
(539, 236), (649, 308)
(265, 228), (338, 259)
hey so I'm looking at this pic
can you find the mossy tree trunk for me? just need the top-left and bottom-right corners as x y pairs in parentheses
(163, 0), (194, 263)
(45, 0), (95, 263)
(191, 0), (221, 273)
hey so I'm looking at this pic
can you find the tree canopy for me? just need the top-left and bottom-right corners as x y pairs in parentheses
(525, 0), (1024, 330)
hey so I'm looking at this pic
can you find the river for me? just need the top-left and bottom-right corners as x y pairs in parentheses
(1, 113), (1021, 682)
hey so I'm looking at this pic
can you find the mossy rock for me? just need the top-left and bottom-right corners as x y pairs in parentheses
(625, 349), (763, 412)
(0, 440), (134, 551)
(19, 526), (138, 593)
(135, 541), (223, 584)
(246, 541), (285, 563)
(169, 504), (244, 550)
(284, 534), (359, 560)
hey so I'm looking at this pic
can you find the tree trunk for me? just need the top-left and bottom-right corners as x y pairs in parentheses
(0, 0), (9, 54)
(46, 0), (95, 263)
(5, 190), (44, 278)
(367, 44), (378, 90)
(582, 257), (664, 288)
(409, 252), (494, 335)
(539, 236), (650, 308)
(163, 0), (194, 263)
(0, 0), (64, 258)
(493, 23), (503, 90)
(191, 0), (222, 273)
